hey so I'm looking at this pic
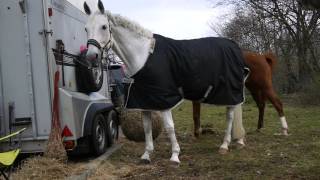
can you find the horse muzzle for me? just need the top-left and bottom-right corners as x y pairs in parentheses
(85, 49), (99, 61)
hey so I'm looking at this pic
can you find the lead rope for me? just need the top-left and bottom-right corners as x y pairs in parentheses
(103, 49), (132, 109)
(122, 79), (134, 109)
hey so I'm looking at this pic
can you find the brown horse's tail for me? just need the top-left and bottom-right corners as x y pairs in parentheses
(264, 52), (277, 72)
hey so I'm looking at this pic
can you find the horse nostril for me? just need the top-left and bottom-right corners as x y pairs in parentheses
(85, 52), (99, 61)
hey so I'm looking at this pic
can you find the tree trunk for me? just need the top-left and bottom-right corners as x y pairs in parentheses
(297, 42), (313, 89)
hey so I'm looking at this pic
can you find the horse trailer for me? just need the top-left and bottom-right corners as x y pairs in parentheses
(0, 0), (119, 155)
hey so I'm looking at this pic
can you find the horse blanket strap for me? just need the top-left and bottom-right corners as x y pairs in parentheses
(199, 85), (214, 102)
(125, 34), (247, 110)
(178, 87), (184, 98)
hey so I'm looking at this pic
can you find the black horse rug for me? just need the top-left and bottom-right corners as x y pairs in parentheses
(125, 34), (247, 110)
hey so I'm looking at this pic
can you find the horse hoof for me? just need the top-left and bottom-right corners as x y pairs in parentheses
(218, 148), (228, 155)
(194, 133), (200, 138)
(282, 129), (289, 136)
(236, 143), (245, 150)
(274, 129), (289, 136)
(139, 159), (151, 164)
(169, 160), (180, 167)
(170, 156), (180, 165)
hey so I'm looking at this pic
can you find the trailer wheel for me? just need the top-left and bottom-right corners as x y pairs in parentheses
(91, 113), (107, 156)
(76, 50), (103, 93)
(106, 110), (118, 146)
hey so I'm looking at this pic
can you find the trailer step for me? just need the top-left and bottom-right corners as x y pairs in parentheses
(11, 117), (32, 126)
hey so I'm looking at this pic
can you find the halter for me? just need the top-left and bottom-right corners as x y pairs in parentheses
(86, 19), (113, 55)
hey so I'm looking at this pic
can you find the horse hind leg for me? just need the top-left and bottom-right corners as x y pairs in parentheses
(161, 110), (181, 164)
(264, 89), (288, 136)
(141, 111), (154, 163)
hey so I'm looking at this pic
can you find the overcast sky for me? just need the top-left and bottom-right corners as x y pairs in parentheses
(68, 0), (232, 39)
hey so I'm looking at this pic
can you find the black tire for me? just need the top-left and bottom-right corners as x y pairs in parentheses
(106, 110), (119, 146)
(76, 50), (103, 93)
(91, 113), (107, 156)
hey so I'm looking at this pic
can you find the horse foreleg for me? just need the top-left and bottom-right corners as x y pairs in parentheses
(257, 101), (266, 130)
(192, 101), (201, 138)
(254, 92), (266, 130)
(247, 86), (266, 130)
(219, 106), (236, 154)
(141, 111), (154, 163)
(161, 110), (181, 164)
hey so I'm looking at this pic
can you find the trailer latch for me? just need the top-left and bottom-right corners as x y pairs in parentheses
(39, 29), (53, 36)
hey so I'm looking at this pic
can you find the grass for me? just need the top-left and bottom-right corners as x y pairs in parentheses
(91, 96), (320, 179)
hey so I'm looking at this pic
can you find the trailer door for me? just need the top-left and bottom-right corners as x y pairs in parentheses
(0, 0), (52, 140)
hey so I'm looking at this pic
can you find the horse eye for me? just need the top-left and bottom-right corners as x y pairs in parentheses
(102, 25), (107, 30)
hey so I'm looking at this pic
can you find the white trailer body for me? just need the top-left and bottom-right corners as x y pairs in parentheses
(0, 0), (116, 154)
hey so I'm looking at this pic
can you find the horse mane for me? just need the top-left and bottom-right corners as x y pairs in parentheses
(105, 11), (153, 39)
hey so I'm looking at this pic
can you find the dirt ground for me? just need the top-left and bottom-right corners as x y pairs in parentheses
(88, 99), (320, 179)
(11, 97), (320, 179)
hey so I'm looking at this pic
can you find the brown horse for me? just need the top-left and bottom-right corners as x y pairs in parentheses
(192, 51), (288, 138)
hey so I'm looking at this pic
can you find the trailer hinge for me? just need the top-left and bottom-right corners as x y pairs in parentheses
(39, 29), (53, 36)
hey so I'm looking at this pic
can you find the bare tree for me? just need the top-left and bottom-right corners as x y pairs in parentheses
(209, 0), (320, 92)
(247, 0), (319, 87)
(299, 0), (320, 9)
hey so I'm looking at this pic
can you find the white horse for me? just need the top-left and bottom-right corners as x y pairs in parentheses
(83, 1), (246, 164)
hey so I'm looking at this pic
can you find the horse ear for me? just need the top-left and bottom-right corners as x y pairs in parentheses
(98, 0), (105, 14)
(84, 2), (91, 15)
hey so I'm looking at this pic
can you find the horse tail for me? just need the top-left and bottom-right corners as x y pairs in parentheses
(264, 52), (277, 72)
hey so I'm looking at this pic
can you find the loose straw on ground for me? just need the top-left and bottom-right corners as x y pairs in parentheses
(44, 71), (67, 162)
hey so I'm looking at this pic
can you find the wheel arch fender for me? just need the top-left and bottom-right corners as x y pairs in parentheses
(82, 102), (114, 137)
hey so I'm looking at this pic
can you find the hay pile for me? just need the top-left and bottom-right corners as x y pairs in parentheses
(120, 110), (163, 142)
(44, 71), (67, 163)
(11, 156), (71, 180)
(45, 126), (67, 163)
